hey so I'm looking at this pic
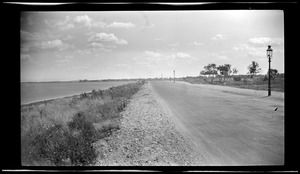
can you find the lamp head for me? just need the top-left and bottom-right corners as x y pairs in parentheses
(266, 45), (273, 58)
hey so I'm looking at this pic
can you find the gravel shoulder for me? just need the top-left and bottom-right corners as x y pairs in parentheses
(93, 81), (203, 166)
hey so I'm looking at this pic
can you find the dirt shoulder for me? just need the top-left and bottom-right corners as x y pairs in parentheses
(93, 81), (202, 166)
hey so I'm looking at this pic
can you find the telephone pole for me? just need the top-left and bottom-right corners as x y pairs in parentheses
(173, 70), (175, 83)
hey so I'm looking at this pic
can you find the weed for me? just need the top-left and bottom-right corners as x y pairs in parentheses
(33, 124), (69, 165)
(233, 76), (241, 81)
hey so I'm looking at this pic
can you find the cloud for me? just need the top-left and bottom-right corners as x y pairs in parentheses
(21, 54), (32, 61)
(65, 55), (73, 59)
(45, 15), (135, 31)
(116, 63), (130, 69)
(62, 23), (75, 30)
(74, 15), (94, 27)
(135, 51), (196, 69)
(46, 15), (105, 30)
(21, 47), (30, 53)
(69, 66), (89, 70)
(169, 42), (180, 47)
(26, 14), (35, 25)
(88, 32), (128, 45)
(246, 51), (266, 60)
(107, 22), (135, 29)
(144, 51), (192, 59)
(209, 52), (229, 60)
(145, 51), (162, 58)
(233, 37), (284, 61)
(87, 42), (114, 52)
(134, 51), (195, 69)
(21, 12), (40, 26)
(116, 39), (128, 45)
(45, 16), (73, 30)
(40, 39), (63, 49)
(79, 40), (117, 54)
(142, 51), (163, 65)
(218, 55), (228, 60)
(247, 37), (283, 47)
(233, 46), (243, 51)
(21, 30), (77, 54)
(188, 41), (203, 46)
(211, 34), (227, 40)
(233, 44), (255, 52)
(62, 35), (73, 41)
(88, 42), (104, 48)
(143, 51), (193, 62)
(21, 30), (43, 42)
(176, 52), (191, 59)
(55, 59), (70, 63)
(35, 39), (74, 51)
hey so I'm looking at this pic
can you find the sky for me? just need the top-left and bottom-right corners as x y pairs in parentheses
(21, 10), (284, 82)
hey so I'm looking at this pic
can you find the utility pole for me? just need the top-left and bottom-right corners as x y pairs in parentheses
(173, 70), (175, 83)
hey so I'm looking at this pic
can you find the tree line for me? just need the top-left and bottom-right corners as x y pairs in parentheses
(200, 61), (279, 82)
(200, 63), (238, 82)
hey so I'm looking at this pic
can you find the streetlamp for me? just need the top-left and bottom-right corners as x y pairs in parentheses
(266, 45), (273, 96)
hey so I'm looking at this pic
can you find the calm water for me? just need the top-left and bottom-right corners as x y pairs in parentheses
(21, 81), (135, 105)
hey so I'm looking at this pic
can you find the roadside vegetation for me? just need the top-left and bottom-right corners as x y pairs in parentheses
(21, 81), (145, 166)
(183, 61), (284, 92)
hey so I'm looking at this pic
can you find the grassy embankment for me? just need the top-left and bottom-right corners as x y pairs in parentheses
(21, 81), (145, 166)
(182, 75), (284, 92)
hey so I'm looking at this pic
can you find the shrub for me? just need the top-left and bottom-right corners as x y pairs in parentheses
(263, 75), (268, 81)
(67, 133), (97, 166)
(67, 112), (98, 165)
(94, 119), (120, 139)
(233, 76), (241, 81)
(79, 93), (88, 99)
(96, 101), (118, 119)
(33, 124), (70, 165)
(31, 112), (99, 166)
(68, 112), (98, 142)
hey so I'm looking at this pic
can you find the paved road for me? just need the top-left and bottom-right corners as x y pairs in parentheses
(150, 81), (284, 165)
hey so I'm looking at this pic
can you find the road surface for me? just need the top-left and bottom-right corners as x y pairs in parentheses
(150, 81), (284, 165)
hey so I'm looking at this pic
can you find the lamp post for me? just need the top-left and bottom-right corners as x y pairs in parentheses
(173, 70), (175, 83)
(266, 45), (273, 96)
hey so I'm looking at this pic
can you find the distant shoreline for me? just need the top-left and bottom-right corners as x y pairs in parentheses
(21, 79), (144, 84)
(21, 93), (82, 107)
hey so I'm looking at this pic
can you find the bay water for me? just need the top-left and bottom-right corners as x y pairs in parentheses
(21, 81), (135, 105)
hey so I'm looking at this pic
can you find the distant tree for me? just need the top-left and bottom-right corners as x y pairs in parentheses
(247, 61), (261, 78)
(277, 73), (284, 78)
(217, 64), (231, 82)
(201, 63), (218, 82)
(232, 68), (238, 76)
(200, 70), (207, 76)
(267, 68), (278, 79)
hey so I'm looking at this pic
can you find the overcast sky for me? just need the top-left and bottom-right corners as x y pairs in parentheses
(21, 10), (284, 82)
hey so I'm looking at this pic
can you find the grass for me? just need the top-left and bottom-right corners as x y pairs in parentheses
(182, 75), (284, 92)
(21, 80), (145, 166)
